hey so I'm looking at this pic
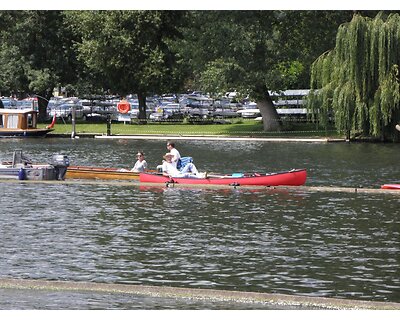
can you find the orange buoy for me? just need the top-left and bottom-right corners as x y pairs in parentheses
(117, 100), (131, 114)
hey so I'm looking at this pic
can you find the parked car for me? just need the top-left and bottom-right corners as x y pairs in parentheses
(128, 99), (155, 119)
(16, 98), (39, 111)
(48, 100), (87, 121)
(236, 102), (261, 118)
(186, 107), (213, 120)
(1, 97), (17, 108)
(78, 99), (119, 121)
(212, 107), (240, 118)
(149, 104), (185, 122)
(236, 108), (261, 118)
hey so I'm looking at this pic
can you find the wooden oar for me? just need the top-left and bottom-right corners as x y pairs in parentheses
(396, 124), (400, 132)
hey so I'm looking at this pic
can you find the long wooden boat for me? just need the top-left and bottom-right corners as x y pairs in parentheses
(381, 184), (400, 190)
(139, 169), (307, 186)
(0, 109), (54, 137)
(66, 166), (142, 180)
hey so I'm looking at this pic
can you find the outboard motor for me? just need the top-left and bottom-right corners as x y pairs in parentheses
(51, 155), (70, 180)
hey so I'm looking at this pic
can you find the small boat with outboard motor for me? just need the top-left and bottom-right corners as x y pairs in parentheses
(0, 150), (69, 180)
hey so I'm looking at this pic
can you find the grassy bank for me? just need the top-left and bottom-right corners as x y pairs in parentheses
(43, 119), (339, 138)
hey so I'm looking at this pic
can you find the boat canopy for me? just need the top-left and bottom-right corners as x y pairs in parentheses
(0, 109), (39, 130)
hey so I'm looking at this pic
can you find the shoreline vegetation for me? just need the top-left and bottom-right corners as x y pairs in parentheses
(43, 120), (341, 139)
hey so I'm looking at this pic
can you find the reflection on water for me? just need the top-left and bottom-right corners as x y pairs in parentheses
(0, 138), (399, 308)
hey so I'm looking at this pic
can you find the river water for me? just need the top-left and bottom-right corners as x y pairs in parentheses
(0, 138), (399, 309)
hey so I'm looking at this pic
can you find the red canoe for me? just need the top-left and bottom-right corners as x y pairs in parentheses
(139, 169), (307, 186)
(381, 184), (400, 190)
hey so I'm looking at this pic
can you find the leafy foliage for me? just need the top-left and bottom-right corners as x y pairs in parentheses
(176, 11), (356, 131)
(309, 13), (400, 141)
(64, 11), (185, 120)
(0, 11), (82, 118)
(65, 11), (184, 96)
(3, 10), (396, 136)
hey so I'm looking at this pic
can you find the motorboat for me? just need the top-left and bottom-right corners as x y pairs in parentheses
(0, 109), (54, 137)
(0, 150), (69, 180)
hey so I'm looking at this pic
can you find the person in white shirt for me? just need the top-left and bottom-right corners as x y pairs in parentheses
(166, 141), (181, 169)
(161, 153), (206, 178)
(131, 151), (148, 172)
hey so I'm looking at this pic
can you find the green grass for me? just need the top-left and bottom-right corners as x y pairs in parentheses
(42, 119), (340, 138)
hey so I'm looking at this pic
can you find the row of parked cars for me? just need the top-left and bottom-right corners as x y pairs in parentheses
(0, 97), (40, 110)
(0, 94), (262, 123)
(2, 90), (310, 123)
(44, 93), (261, 123)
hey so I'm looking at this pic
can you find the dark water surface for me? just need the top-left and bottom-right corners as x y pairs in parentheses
(0, 138), (399, 309)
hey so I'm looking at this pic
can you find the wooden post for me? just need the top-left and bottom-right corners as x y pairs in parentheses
(71, 105), (76, 139)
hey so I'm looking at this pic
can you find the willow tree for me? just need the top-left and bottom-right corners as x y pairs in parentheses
(309, 13), (400, 141)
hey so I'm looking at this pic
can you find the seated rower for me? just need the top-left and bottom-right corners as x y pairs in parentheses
(119, 151), (147, 173)
(161, 153), (206, 178)
(131, 151), (147, 172)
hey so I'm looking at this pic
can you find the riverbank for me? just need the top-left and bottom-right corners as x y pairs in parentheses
(48, 133), (345, 143)
(94, 134), (344, 143)
(45, 121), (342, 140)
(42, 120), (349, 142)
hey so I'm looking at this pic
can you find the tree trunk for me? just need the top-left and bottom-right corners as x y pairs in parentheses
(137, 92), (147, 124)
(37, 95), (50, 122)
(257, 90), (281, 131)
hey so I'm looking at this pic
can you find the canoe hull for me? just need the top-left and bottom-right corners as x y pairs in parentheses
(140, 169), (307, 186)
(66, 166), (140, 180)
(381, 184), (400, 190)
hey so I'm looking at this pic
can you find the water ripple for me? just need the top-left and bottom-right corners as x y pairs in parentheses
(0, 139), (399, 305)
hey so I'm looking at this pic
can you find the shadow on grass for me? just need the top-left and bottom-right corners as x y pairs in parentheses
(224, 121), (338, 138)
(47, 119), (339, 138)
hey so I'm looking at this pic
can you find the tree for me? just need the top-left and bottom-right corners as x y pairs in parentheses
(65, 11), (185, 121)
(308, 13), (400, 141)
(0, 11), (81, 119)
(178, 11), (355, 131)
